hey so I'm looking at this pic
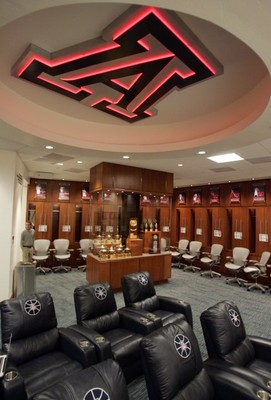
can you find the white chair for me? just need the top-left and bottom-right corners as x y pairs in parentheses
(78, 238), (93, 271)
(182, 241), (202, 272)
(225, 247), (250, 286)
(170, 239), (189, 268)
(52, 239), (71, 273)
(200, 244), (223, 279)
(244, 251), (270, 293)
(32, 239), (51, 274)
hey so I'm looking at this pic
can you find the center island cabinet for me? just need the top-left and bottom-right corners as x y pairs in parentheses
(86, 252), (172, 291)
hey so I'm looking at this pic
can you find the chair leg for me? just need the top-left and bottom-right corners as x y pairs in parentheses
(201, 269), (221, 279)
(183, 264), (201, 273)
(245, 277), (269, 293)
(35, 261), (51, 274)
(52, 263), (72, 273)
(36, 266), (52, 274)
(226, 275), (247, 286)
(78, 265), (86, 272)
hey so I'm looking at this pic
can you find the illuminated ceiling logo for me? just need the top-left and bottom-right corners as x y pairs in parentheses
(14, 6), (223, 123)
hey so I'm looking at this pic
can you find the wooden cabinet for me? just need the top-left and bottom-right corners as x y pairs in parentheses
(86, 253), (171, 290)
(255, 207), (271, 254)
(89, 162), (173, 195)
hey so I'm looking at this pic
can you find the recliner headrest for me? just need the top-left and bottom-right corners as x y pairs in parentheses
(200, 300), (247, 357)
(1, 292), (57, 343)
(140, 321), (203, 399)
(121, 271), (156, 305)
(74, 282), (117, 323)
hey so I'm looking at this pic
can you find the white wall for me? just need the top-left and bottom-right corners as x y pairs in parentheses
(0, 149), (28, 300)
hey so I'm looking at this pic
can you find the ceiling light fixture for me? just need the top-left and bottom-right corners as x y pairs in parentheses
(123, 155), (130, 159)
(77, 160), (83, 164)
(56, 162), (63, 166)
(207, 153), (244, 163)
(177, 163), (183, 167)
(198, 150), (206, 155)
(45, 145), (53, 149)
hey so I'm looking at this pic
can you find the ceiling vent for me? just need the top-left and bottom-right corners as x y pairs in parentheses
(247, 156), (271, 164)
(34, 172), (54, 179)
(209, 167), (236, 172)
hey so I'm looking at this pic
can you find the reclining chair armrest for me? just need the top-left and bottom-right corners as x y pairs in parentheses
(158, 296), (193, 327)
(206, 362), (270, 400)
(69, 325), (113, 362)
(58, 327), (97, 368)
(118, 307), (162, 330)
(118, 308), (160, 335)
(0, 364), (25, 400)
(204, 358), (271, 393)
(249, 335), (271, 362)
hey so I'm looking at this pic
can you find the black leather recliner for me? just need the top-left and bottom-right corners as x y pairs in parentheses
(140, 320), (271, 400)
(73, 282), (156, 383)
(121, 271), (193, 327)
(0, 292), (97, 400)
(33, 359), (129, 400)
(200, 300), (271, 394)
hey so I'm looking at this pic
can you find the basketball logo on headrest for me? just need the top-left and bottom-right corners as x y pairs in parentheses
(84, 387), (110, 400)
(138, 274), (148, 285)
(24, 299), (41, 316)
(94, 285), (107, 301)
(174, 334), (191, 359)
(228, 308), (240, 327)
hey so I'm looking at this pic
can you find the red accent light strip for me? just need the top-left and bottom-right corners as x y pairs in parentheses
(113, 7), (216, 75)
(90, 93), (124, 107)
(111, 73), (142, 90)
(130, 63), (195, 113)
(17, 42), (120, 77)
(61, 46), (173, 81)
(106, 104), (137, 119)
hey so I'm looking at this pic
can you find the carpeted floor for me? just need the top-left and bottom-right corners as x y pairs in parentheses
(34, 265), (271, 399)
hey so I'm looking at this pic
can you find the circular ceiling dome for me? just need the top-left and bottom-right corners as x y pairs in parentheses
(0, 2), (269, 152)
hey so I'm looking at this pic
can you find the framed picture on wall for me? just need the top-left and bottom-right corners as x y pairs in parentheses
(141, 195), (151, 204)
(34, 182), (47, 200)
(58, 184), (70, 200)
(81, 187), (90, 200)
(253, 183), (265, 203)
(210, 187), (220, 205)
(230, 186), (240, 204)
(192, 190), (201, 205)
(178, 193), (186, 205)
(160, 195), (169, 205)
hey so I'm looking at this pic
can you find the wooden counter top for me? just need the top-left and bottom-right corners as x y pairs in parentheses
(86, 252), (171, 290)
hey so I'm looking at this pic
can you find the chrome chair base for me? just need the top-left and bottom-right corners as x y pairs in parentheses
(225, 276), (247, 286)
(184, 265), (201, 273)
(245, 281), (269, 293)
(52, 265), (72, 273)
(36, 266), (52, 274)
(200, 270), (221, 279)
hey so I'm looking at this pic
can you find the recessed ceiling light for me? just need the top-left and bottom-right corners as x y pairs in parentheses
(198, 150), (206, 155)
(123, 155), (130, 159)
(207, 153), (244, 163)
(56, 162), (63, 166)
(45, 145), (53, 150)
(177, 163), (183, 167)
(77, 160), (83, 164)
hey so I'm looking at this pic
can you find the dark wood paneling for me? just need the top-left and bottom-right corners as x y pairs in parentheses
(89, 162), (173, 195)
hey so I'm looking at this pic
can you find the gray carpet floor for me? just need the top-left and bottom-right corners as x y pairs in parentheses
(34, 266), (271, 399)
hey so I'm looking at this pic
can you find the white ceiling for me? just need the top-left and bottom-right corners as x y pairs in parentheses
(0, 0), (271, 188)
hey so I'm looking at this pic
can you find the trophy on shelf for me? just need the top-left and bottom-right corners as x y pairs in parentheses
(129, 218), (138, 239)
(143, 218), (148, 232)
